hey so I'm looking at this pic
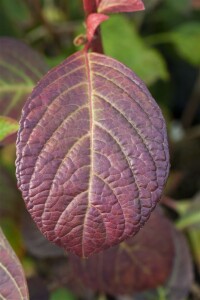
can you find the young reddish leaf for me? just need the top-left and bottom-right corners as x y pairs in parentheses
(98, 0), (145, 14)
(16, 51), (169, 258)
(86, 13), (109, 43)
(0, 228), (29, 300)
(0, 38), (48, 121)
(69, 209), (175, 294)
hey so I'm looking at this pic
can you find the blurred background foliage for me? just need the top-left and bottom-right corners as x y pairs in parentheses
(0, 0), (200, 299)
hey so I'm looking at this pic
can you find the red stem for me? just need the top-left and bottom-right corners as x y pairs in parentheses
(83, 0), (104, 54)
(83, 0), (97, 15)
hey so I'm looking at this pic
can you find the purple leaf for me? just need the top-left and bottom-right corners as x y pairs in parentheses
(69, 209), (175, 294)
(16, 51), (169, 257)
(0, 228), (29, 300)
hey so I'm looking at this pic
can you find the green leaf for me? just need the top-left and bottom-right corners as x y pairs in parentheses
(102, 14), (169, 85)
(50, 288), (76, 300)
(0, 116), (18, 142)
(1, 0), (30, 23)
(171, 22), (200, 66)
(176, 193), (200, 229)
(176, 210), (200, 229)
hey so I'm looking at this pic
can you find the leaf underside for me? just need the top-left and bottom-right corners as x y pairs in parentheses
(0, 228), (29, 300)
(16, 51), (169, 257)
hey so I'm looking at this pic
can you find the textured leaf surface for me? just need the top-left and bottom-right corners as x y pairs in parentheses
(0, 38), (48, 120)
(69, 209), (174, 294)
(16, 51), (169, 257)
(98, 0), (145, 14)
(0, 116), (19, 142)
(0, 228), (29, 300)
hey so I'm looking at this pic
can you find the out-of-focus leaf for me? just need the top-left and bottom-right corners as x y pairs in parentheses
(22, 211), (65, 258)
(69, 209), (174, 295)
(16, 50), (169, 258)
(177, 192), (200, 274)
(98, 0), (145, 14)
(171, 22), (200, 66)
(165, 230), (193, 300)
(1, 0), (30, 23)
(50, 288), (76, 300)
(176, 192), (200, 229)
(0, 38), (48, 120)
(102, 15), (169, 85)
(0, 218), (23, 257)
(0, 116), (19, 142)
(118, 221), (193, 300)
(0, 165), (21, 218)
(0, 227), (29, 300)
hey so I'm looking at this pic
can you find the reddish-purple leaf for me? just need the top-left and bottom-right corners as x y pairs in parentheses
(98, 0), (145, 14)
(16, 51), (169, 257)
(69, 209), (175, 294)
(0, 38), (48, 121)
(0, 228), (29, 300)
(86, 13), (109, 43)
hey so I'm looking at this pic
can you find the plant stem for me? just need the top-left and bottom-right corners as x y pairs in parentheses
(83, 0), (97, 15)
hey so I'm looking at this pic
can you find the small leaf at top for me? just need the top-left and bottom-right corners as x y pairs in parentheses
(0, 116), (19, 142)
(98, 0), (145, 14)
(16, 51), (169, 258)
(0, 227), (29, 300)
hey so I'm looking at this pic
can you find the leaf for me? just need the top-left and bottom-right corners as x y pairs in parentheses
(0, 37), (48, 120)
(121, 217), (193, 300)
(176, 192), (200, 274)
(16, 50), (169, 258)
(101, 15), (169, 85)
(171, 22), (200, 66)
(69, 209), (175, 294)
(0, 116), (19, 142)
(86, 13), (109, 42)
(165, 230), (193, 300)
(98, 0), (145, 14)
(0, 227), (29, 300)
